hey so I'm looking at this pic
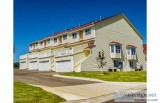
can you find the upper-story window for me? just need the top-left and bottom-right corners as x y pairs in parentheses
(47, 39), (50, 44)
(85, 28), (91, 35)
(72, 33), (77, 39)
(127, 48), (130, 55)
(40, 41), (43, 46)
(63, 35), (67, 40)
(110, 42), (121, 54)
(54, 38), (57, 43)
(30, 44), (32, 48)
(111, 45), (114, 53)
(110, 45), (121, 53)
(131, 48), (136, 55)
(35, 42), (38, 46)
(116, 45), (121, 53)
(127, 48), (136, 55)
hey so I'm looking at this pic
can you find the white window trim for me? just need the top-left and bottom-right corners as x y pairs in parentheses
(127, 48), (136, 56)
(110, 45), (121, 54)
(47, 39), (50, 44)
(72, 33), (77, 39)
(63, 35), (67, 40)
(54, 38), (58, 43)
(85, 28), (91, 35)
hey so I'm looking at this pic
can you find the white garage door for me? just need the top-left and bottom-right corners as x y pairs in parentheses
(39, 60), (51, 71)
(20, 62), (27, 69)
(29, 61), (38, 70)
(56, 60), (72, 72)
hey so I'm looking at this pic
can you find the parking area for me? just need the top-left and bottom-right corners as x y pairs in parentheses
(14, 70), (99, 87)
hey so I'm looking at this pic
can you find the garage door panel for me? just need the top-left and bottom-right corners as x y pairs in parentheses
(20, 63), (23, 69)
(20, 63), (27, 69)
(39, 59), (51, 71)
(56, 60), (72, 72)
(29, 61), (38, 70)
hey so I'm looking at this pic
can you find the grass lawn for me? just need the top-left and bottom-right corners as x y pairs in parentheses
(14, 67), (19, 69)
(14, 81), (66, 103)
(60, 71), (146, 82)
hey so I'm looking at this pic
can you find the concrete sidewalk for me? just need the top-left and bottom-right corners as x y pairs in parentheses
(34, 82), (146, 102)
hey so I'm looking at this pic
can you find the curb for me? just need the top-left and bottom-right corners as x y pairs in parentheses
(53, 74), (105, 83)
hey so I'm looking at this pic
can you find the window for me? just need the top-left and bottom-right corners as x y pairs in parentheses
(54, 38), (57, 43)
(36, 42), (38, 46)
(63, 35), (67, 40)
(85, 28), (91, 35)
(131, 48), (136, 55)
(127, 48), (136, 55)
(111, 45), (114, 53)
(21, 61), (26, 63)
(114, 60), (119, 67)
(30, 61), (37, 63)
(127, 48), (130, 55)
(39, 60), (49, 63)
(72, 33), (77, 39)
(116, 45), (121, 53)
(47, 39), (50, 44)
(30, 44), (32, 48)
(114, 60), (123, 68)
(129, 61), (134, 68)
(40, 42), (43, 46)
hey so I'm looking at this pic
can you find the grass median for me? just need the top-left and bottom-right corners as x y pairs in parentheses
(60, 71), (146, 82)
(14, 81), (66, 103)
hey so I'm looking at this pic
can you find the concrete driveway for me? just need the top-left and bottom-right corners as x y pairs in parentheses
(14, 69), (99, 87)
(14, 70), (146, 102)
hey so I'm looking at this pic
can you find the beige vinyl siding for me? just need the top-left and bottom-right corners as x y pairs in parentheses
(83, 27), (95, 40)
(23, 14), (146, 72)
(73, 52), (86, 65)
(81, 15), (146, 71)
(45, 39), (52, 47)
(73, 43), (88, 53)
(34, 42), (39, 49)
(73, 43), (88, 71)
(69, 32), (80, 43)
(62, 34), (69, 44)
(52, 37), (60, 46)
(38, 41), (45, 49)
(51, 57), (55, 71)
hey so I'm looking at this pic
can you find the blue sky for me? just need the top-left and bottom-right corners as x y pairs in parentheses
(14, 0), (146, 62)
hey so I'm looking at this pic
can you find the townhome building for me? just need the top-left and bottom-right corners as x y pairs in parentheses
(19, 13), (146, 72)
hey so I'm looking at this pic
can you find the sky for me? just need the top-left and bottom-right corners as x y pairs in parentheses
(14, 0), (146, 62)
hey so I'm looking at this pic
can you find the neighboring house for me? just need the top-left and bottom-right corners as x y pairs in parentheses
(143, 44), (147, 69)
(143, 44), (147, 60)
(19, 13), (146, 72)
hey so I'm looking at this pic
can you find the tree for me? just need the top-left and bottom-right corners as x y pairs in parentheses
(14, 62), (19, 68)
(96, 50), (107, 75)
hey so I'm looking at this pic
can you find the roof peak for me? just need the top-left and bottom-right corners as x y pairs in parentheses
(31, 13), (125, 44)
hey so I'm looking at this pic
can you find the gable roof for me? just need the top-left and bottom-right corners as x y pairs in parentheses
(31, 13), (143, 44)
(120, 14), (143, 39)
